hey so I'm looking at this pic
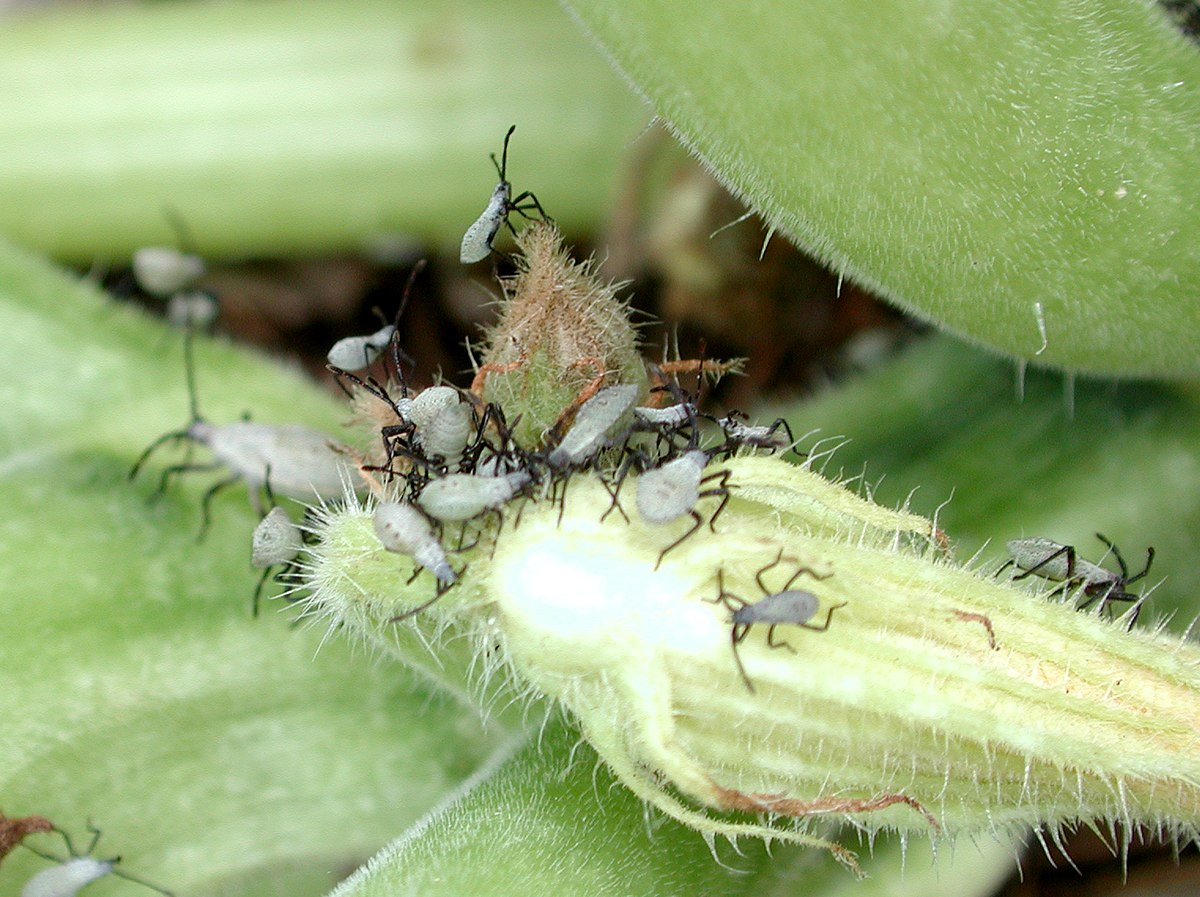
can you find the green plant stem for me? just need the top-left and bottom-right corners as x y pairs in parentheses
(0, 0), (645, 262)
(564, 0), (1200, 376)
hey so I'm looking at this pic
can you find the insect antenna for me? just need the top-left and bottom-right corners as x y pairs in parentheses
(131, 294), (211, 482)
(392, 258), (426, 337)
(1095, 532), (1129, 579)
(492, 124), (516, 183)
(108, 865), (177, 896)
(162, 204), (199, 257)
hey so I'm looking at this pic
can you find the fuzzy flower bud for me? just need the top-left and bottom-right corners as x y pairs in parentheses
(299, 454), (1200, 874)
(474, 221), (648, 445)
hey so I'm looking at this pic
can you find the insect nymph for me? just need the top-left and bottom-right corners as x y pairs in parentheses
(460, 125), (548, 263)
(712, 551), (845, 691)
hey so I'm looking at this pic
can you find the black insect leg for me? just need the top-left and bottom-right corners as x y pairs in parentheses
(799, 601), (848, 632)
(654, 510), (703, 571)
(730, 622), (755, 693)
(252, 567), (273, 618)
(129, 429), (190, 481)
(1013, 543), (1077, 582)
(153, 461), (222, 499)
(764, 624), (797, 654)
(698, 469), (733, 532)
(197, 474), (241, 540)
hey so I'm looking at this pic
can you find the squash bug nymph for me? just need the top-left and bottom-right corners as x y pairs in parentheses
(711, 551), (844, 692)
(460, 125), (549, 264)
(634, 450), (732, 569)
(130, 335), (362, 534)
(250, 506), (305, 617)
(1002, 533), (1155, 627)
(20, 823), (174, 897)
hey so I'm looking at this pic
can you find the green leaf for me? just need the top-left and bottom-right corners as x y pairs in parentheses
(0, 238), (508, 895)
(328, 717), (1022, 897)
(563, 0), (1200, 376)
(0, 0), (646, 261)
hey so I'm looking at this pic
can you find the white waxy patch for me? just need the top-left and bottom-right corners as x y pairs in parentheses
(326, 323), (396, 371)
(408, 387), (473, 464)
(189, 421), (360, 504)
(635, 451), (707, 525)
(417, 471), (532, 522)
(548, 385), (640, 469)
(22, 857), (114, 897)
(492, 512), (723, 671)
(252, 506), (303, 568)
(373, 501), (455, 584)
(131, 246), (205, 298)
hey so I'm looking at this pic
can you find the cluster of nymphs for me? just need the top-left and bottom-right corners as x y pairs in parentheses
(132, 128), (1190, 877)
(321, 311), (792, 618)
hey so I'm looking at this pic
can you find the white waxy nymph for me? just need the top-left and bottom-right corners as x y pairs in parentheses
(131, 246), (205, 298)
(548, 384), (640, 469)
(130, 333), (366, 532)
(717, 413), (793, 451)
(19, 825), (174, 897)
(632, 402), (695, 430)
(1007, 536), (1117, 587)
(22, 857), (114, 897)
(461, 181), (511, 264)
(714, 552), (842, 692)
(635, 451), (707, 525)
(417, 471), (532, 522)
(187, 420), (359, 507)
(326, 324), (396, 372)
(373, 501), (455, 585)
(732, 589), (821, 627)
(250, 505), (305, 616)
(132, 416), (363, 526)
(252, 506), (303, 568)
(635, 451), (730, 568)
(408, 387), (473, 465)
(1005, 534), (1154, 623)
(460, 125), (547, 264)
